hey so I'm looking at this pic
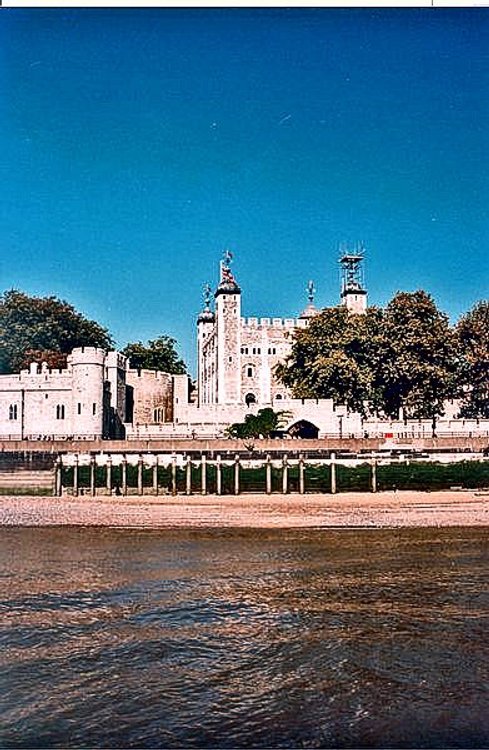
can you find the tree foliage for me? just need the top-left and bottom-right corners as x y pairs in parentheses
(275, 306), (384, 416)
(456, 301), (489, 418)
(121, 335), (187, 374)
(277, 291), (461, 420)
(0, 289), (113, 374)
(226, 408), (290, 439)
(378, 291), (459, 421)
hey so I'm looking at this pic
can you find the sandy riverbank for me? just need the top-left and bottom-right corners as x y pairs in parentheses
(0, 490), (488, 528)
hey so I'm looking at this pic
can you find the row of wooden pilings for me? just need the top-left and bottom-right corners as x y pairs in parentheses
(54, 453), (379, 497)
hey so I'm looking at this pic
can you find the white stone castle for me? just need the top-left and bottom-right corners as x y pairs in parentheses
(0, 251), (485, 441)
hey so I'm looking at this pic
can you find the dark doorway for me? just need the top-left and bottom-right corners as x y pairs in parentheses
(287, 420), (319, 439)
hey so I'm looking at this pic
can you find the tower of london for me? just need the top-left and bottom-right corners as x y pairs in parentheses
(197, 249), (367, 410)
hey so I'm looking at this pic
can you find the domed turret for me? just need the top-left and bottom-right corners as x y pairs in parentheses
(197, 283), (215, 324)
(214, 249), (241, 297)
(299, 281), (319, 320)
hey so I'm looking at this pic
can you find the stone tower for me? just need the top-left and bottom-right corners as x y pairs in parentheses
(197, 283), (215, 406)
(339, 246), (368, 314)
(214, 251), (241, 404)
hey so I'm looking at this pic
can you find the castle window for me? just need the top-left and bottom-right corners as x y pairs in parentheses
(56, 404), (65, 420)
(275, 394), (283, 400)
(93, 403), (96, 415)
(77, 403), (82, 415)
(229, 356), (233, 362)
(247, 366), (254, 378)
(245, 393), (256, 406)
(9, 404), (17, 420)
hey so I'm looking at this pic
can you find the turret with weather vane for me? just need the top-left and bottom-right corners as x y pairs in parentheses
(299, 280), (319, 320)
(339, 243), (368, 314)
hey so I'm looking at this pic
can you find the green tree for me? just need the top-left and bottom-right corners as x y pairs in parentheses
(275, 306), (384, 416)
(226, 408), (290, 439)
(379, 291), (459, 426)
(276, 292), (459, 429)
(0, 289), (113, 374)
(456, 300), (489, 418)
(122, 335), (186, 374)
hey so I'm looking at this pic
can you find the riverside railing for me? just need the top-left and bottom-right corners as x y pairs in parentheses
(54, 452), (489, 497)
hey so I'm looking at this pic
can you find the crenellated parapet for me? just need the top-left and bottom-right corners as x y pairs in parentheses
(68, 346), (107, 368)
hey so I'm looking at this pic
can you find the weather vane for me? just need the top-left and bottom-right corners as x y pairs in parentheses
(307, 280), (315, 305)
(203, 283), (212, 310)
(222, 248), (233, 268)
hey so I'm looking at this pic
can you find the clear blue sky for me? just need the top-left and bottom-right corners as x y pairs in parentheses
(1, 8), (488, 374)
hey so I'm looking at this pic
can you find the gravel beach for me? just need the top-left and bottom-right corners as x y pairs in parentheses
(0, 490), (488, 528)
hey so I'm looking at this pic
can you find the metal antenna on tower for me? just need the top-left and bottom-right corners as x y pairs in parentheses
(339, 243), (365, 295)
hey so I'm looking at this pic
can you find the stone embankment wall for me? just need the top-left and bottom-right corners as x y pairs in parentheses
(1, 435), (488, 455)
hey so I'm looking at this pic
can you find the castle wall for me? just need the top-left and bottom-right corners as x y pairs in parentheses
(126, 369), (174, 425)
(0, 349), (107, 439)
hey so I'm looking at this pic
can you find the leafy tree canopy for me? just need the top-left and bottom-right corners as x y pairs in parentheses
(121, 335), (187, 374)
(226, 408), (290, 439)
(277, 291), (461, 421)
(456, 300), (489, 418)
(378, 291), (459, 420)
(0, 289), (113, 374)
(275, 306), (384, 416)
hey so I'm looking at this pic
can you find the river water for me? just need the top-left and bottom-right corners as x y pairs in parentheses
(1, 527), (488, 749)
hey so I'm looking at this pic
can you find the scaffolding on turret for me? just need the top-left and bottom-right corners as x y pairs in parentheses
(339, 243), (367, 313)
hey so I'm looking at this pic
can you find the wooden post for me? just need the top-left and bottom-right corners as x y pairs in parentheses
(299, 455), (305, 495)
(330, 452), (337, 495)
(266, 454), (272, 495)
(186, 455), (192, 495)
(216, 455), (222, 495)
(234, 454), (240, 495)
(138, 455), (144, 495)
(282, 454), (288, 495)
(201, 454), (207, 495)
(90, 454), (96, 497)
(171, 455), (177, 496)
(371, 459), (377, 493)
(106, 455), (112, 494)
(73, 454), (79, 497)
(153, 455), (159, 495)
(55, 456), (62, 496)
(122, 455), (127, 496)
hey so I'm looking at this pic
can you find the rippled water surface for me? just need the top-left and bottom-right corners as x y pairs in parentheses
(1, 527), (488, 748)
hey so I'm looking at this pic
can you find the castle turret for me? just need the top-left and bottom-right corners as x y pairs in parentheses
(197, 283), (215, 406)
(339, 245), (367, 314)
(69, 347), (106, 438)
(299, 280), (319, 320)
(214, 250), (241, 404)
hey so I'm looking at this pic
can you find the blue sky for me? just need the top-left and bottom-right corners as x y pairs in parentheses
(1, 8), (488, 374)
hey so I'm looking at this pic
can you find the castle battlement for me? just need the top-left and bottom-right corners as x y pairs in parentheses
(127, 368), (173, 382)
(68, 346), (107, 365)
(241, 316), (301, 329)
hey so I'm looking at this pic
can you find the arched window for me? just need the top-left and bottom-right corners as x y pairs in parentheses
(245, 393), (257, 406)
(9, 404), (18, 420)
(275, 394), (283, 400)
